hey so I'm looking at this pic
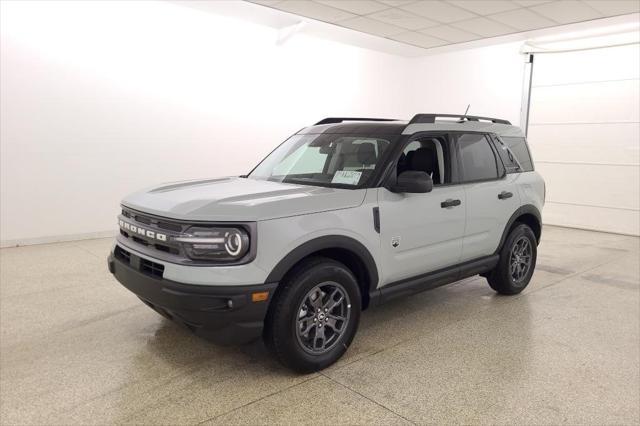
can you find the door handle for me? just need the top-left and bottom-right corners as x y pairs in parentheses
(441, 199), (461, 208)
(498, 191), (513, 200)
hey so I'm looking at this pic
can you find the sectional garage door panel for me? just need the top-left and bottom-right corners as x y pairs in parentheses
(543, 202), (639, 236)
(528, 44), (640, 235)
(532, 44), (640, 86)
(530, 80), (639, 124)
(528, 123), (639, 165)
(536, 162), (639, 211)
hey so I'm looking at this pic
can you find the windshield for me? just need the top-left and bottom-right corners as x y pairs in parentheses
(248, 134), (395, 188)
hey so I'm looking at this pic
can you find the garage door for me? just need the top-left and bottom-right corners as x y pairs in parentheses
(527, 44), (640, 236)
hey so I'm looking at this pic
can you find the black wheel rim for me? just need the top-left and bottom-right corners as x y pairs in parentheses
(295, 282), (351, 355)
(510, 236), (532, 283)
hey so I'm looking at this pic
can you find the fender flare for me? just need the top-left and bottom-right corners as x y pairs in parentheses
(496, 204), (542, 253)
(264, 235), (379, 291)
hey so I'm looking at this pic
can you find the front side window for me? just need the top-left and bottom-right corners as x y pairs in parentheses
(397, 136), (451, 185)
(458, 133), (499, 182)
(249, 134), (393, 188)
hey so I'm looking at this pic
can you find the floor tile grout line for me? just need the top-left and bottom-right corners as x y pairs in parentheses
(194, 375), (319, 425)
(311, 253), (635, 424)
(517, 251), (638, 299)
(320, 371), (416, 425)
(116, 356), (280, 424)
(325, 251), (638, 379)
(72, 241), (104, 260)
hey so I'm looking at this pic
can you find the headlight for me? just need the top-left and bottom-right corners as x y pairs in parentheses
(174, 227), (250, 261)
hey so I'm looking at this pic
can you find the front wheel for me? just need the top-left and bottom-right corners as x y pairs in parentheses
(487, 223), (537, 295)
(264, 257), (361, 373)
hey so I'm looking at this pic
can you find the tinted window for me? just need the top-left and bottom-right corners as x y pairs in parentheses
(397, 136), (451, 185)
(501, 136), (534, 172)
(492, 138), (520, 173)
(458, 134), (499, 182)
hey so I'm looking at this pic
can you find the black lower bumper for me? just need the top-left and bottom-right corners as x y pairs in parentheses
(108, 250), (277, 345)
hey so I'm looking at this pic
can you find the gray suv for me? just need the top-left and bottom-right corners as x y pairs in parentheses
(108, 113), (545, 372)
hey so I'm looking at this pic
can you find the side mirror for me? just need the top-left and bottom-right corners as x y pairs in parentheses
(390, 171), (433, 193)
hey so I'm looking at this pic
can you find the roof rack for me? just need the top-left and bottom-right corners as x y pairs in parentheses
(314, 117), (399, 125)
(408, 113), (511, 125)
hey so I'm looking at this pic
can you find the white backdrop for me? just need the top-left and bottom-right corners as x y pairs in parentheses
(1, 1), (532, 246)
(1, 1), (419, 245)
(528, 44), (640, 236)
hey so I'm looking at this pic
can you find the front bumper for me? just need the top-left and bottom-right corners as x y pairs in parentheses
(108, 248), (277, 345)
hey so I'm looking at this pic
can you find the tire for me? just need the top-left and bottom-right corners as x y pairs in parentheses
(487, 223), (537, 295)
(264, 257), (361, 373)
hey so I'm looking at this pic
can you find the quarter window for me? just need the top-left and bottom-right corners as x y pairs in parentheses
(458, 134), (499, 182)
(493, 137), (521, 173)
(501, 136), (534, 172)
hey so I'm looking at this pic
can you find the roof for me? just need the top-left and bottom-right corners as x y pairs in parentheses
(403, 120), (525, 138)
(298, 121), (407, 135)
(300, 116), (525, 138)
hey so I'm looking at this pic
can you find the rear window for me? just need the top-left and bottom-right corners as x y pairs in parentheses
(500, 136), (534, 172)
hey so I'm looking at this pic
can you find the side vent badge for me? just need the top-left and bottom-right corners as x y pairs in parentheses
(391, 236), (400, 248)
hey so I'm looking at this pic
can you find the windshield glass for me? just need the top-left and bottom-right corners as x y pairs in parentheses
(248, 134), (395, 188)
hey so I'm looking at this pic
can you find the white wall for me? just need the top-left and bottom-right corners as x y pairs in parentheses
(1, 1), (538, 246)
(407, 42), (526, 127)
(1, 0), (416, 246)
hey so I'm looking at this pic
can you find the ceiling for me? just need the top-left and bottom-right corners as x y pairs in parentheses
(247, 0), (640, 50)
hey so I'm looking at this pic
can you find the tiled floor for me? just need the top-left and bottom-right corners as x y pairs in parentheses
(1, 226), (638, 425)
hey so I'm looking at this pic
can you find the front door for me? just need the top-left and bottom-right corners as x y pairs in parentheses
(378, 186), (466, 285)
(377, 134), (466, 286)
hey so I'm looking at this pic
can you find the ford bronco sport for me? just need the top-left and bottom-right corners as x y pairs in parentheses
(108, 113), (545, 372)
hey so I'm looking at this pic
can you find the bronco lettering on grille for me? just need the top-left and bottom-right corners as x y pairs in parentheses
(119, 220), (167, 242)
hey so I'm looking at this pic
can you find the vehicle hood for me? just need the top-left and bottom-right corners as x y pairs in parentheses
(121, 177), (366, 222)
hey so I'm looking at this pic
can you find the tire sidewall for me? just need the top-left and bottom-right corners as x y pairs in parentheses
(270, 259), (361, 372)
(500, 224), (537, 291)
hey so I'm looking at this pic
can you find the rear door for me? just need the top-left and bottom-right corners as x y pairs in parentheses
(456, 133), (520, 261)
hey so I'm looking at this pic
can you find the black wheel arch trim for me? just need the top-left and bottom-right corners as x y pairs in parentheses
(264, 235), (379, 302)
(496, 204), (542, 253)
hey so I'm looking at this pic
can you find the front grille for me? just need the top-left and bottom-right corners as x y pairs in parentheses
(132, 236), (149, 246)
(134, 214), (152, 225)
(114, 246), (131, 264)
(115, 244), (165, 279)
(140, 258), (165, 278)
(156, 221), (182, 232)
(119, 207), (186, 257)
(118, 206), (255, 266)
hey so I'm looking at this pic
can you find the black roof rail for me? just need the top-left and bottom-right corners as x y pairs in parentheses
(408, 113), (511, 125)
(314, 117), (399, 125)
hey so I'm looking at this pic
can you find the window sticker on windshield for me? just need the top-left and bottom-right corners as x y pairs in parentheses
(332, 170), (362, 185)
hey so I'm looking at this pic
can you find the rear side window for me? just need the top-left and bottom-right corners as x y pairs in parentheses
(458, 133), (499, 182)
(492, 137), (520, 173)
(500, 136), (534, 172)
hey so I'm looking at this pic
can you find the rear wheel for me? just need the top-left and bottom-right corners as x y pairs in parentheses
(488, 223), (537, 295)
(264, 257), (361, 373)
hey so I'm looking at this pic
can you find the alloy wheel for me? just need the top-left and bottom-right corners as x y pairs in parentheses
(295, 282), (351, 354)
(510, 236), (532, 283)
